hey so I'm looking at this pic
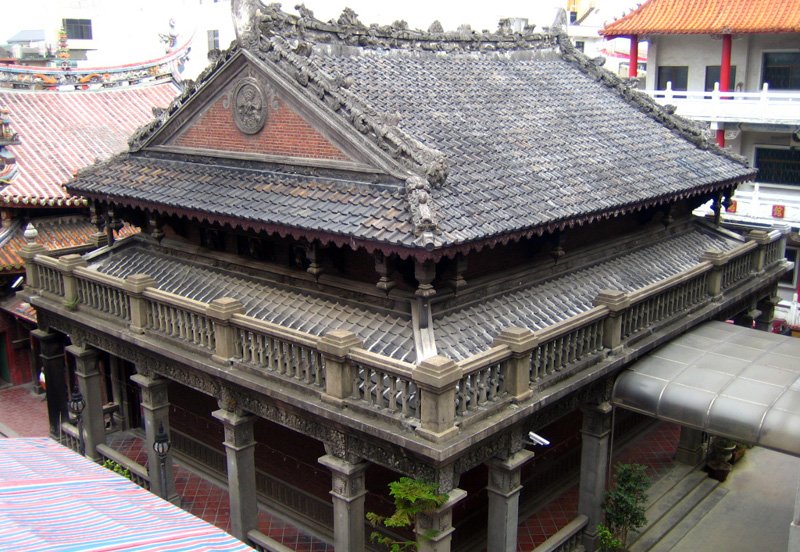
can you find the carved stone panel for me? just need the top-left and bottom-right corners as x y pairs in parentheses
(232, 77), (268, 134)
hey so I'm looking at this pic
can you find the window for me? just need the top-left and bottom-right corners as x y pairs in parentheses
(780, 247), (798, 288)
(657, 66), (688, 91)
(62, 18), (92, 40)
(704, 66), (737, 91)
(207, 29), (219, 51)
(762, 52), (800, 90)
(754, 147), (800, 186)
(574, 41), (585, 53)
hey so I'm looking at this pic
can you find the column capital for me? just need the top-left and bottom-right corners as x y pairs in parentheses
(124, 273), (157, 294)
(318, 329), (362, 360)
(206, 297), (244, 321)
(413, 355), (461, 391)
(593, 289), (630, 312)
(130, 372), (166, 389)
(58, 253), (87, 272)
(318, 453), (368, 477)
(493, 326), (538, 353)
(486, 448), (535, 473)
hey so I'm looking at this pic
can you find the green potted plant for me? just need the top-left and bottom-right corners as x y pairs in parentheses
(599, 463), (651, 550)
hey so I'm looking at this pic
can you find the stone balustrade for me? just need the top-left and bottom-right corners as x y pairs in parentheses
(25, 228), (790, 443)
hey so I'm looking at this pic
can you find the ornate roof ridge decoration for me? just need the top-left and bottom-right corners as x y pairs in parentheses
(128, 46), (239, 151)
(555, 34), (748, 166)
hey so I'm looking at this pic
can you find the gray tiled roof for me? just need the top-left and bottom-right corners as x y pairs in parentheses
(68, 9), (755, 253)
(434, 227), (740, 360)
(91, 243), (416, 362)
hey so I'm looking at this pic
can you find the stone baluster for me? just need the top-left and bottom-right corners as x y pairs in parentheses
(593, 290), (629, 351)
(59, 254), (87, 307)
(414, 356), (461, 442)
(318, 330), (363, 406)
(213, 406), (258, 540)
(492, 327), (536, 402)
(318, 454), (369, 552)
(68, 345), (105, 461)
(700, 249), (727, 298)
(207, 297), (244, 364)
(486, 449), (535, 552)
(124, 274), (157, 334)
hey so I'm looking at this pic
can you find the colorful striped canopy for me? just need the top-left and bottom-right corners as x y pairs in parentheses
(0, 438), (252, 551)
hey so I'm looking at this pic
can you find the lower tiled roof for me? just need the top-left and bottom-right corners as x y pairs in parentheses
(90, 241), (416, 362)
(0, 217), (138, 272)
(434, 226), (741, 360)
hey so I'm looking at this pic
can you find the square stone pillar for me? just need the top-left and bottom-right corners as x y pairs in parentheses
(486, 449), (535, 552)
(207, 297), (244, 364)
(700, 250), (727, 298)
(124, 274), (156, 334)
(32, 329), (68, 437)
(19, 242), (47, 293)
(318, 330), (362, 406)
(213, 408), (258, 541)
(59, 254), (87, 308)
(318, 454), (369, 552)
(493, 327), (536, 402)
(415, 488), (467, 552)
(675, 426), (705, 466)
(67, 345), (105, 461)
(130, 372), (178, 503)
(414, 356), (462, 442)
(594, 290), (629, 351)
(578, 401), (613, 552)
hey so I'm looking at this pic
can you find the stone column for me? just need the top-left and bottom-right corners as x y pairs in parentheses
(701, 250), (727, 298)
(415, 488), (467, 552)
(578, 401), (613, 552)
(19, 240), (46, 293)
(486, 449), (535, 552)
(33, 329), (68, 437)
(59, 254), (87, 308)
(675, 427), (705, 465)
(130, 372), (178, 503)
(108, 356), (125, 429)
(493, 327), (536, 402)
(213, 408), (258, 541)
(68, 345), (104, 461)
(207, 297), (244, 364)
(318, 454), (369, 552)
(319, 330), (362, 406)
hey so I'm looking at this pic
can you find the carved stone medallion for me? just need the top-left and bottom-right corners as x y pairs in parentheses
(232, 77), (267, 134)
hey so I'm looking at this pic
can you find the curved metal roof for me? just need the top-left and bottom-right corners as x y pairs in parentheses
(613, 321), (800, 457)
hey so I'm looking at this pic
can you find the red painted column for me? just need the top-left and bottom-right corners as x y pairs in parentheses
(628, 35), (638, 78)
(717, 33), (732, 147)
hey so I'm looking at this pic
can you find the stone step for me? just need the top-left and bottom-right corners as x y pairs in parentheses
(643, 462), (697, 510)
(647, 486), (728, 552)
(628, 475), (720, 552)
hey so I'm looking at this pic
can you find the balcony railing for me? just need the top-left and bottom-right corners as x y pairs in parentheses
(643, 82), (800, 125)
(24, 228), (788, 444)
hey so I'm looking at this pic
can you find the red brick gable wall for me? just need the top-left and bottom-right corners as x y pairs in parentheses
(172, 94), (351, 161)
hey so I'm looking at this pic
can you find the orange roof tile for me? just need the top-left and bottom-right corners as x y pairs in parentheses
(601, 0), (800, 36)
(0, 217), (139, 272)
(0, 82), (178, 207)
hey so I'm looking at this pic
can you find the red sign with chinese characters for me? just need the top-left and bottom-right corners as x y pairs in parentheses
(726, 200), (737, 213)
(772, 204), (785, 218)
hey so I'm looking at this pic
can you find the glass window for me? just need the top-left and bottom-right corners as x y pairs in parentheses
(574, 40), (584, 52)
(62, 18), (92, 40)
(657, 66), (688, 91)
(754, 147), (800, 186)
(207, 29), (219, 51)
(762, 52), (800, 90)
(704, 66), (737, 91)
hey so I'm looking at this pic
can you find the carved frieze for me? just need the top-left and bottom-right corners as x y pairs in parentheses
(232, 77), (268, 134)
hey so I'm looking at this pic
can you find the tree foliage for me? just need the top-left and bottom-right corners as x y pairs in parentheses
(603, 463), (650, 548)
(366, 477), (448, 552)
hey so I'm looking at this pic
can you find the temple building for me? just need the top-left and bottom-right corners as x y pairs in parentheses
(22, 3), (793, 551)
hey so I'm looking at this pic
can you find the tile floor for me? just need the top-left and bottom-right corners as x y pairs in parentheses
(0, 383), (681, 551)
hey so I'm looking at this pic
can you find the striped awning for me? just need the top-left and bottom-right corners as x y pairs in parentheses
(0, 438), (252, 552)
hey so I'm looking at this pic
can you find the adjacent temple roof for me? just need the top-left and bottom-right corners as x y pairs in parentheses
(0, 82), (178, 207)
(601, 0), (800, 37)
(68, 3), (755, 256)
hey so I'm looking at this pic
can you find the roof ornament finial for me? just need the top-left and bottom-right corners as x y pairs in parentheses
(232, 0), (264, 48)
(337, 7), (363, 27)
(23, 222), (38, 243)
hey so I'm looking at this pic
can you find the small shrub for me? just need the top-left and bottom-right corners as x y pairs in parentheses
(103, 459), (132, 480)
(603, 463), (650, 548)
(366, 477), (448, 552)
(597, 523), (623, 552)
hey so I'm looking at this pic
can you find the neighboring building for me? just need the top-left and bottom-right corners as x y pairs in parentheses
(22, 5), (790, 552)
(601, 0), (800, 304)
(0, 80), (178, 386)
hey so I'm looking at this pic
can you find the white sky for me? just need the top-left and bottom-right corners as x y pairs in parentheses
(2, 0), (642, 44)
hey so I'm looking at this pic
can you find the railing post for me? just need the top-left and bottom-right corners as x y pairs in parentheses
(414, 355), (461, 442)
(207, 297), (244, 364)
(700, 249), (727, 298)
(59, 254), (87, 308)
(492, 327), (536, 402)
(318, 330), (363, 406)
(747, 229), (772, 273)
(593, 290), (628, 351)
(20, 243), (47, 293)
(124, 274), (157, 334)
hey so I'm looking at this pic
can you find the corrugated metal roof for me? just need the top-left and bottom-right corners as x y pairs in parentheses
(601, 0), (800, 36)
